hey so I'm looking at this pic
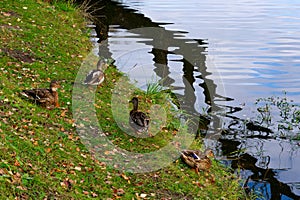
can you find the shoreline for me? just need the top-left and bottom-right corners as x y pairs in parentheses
(0, 0), (249, 199)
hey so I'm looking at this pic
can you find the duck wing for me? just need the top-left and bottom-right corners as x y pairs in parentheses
(84, 69), (104, 85)
(21, 88), (52, 102)
(180, 153), (197, 168)
(130, 111), (149, 127)
(182, 150), (199, 160)
(182, 150), (206, 160)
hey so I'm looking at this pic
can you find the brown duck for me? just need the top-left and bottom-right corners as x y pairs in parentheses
(129, 97), (150, 134)
(20, 80), (61, 109)
(83, 59), (107, 86)
(181, 149), (214, 173)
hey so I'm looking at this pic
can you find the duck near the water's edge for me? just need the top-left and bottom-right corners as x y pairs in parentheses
(129, 97), (150, 135)
(181, 149), (214, 174)
(83, 59), (107, 86)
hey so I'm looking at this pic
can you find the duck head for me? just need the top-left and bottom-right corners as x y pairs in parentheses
(96, 59), (108, 71)
(129, 97), (139, 103)
(50, 80), (61, 92)
(204, 149), (215, 158)
(129, 97), (139, 110)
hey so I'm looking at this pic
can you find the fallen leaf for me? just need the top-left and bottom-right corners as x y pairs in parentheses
(0, 168), (8, 175)
(2, 12), (12, 17)
(94, 104), (101, 109)
(140, 193), (147, 198)
(12, 172), (21, 184)
(74, 166), (81, 171)
(16, 186), (27, 191)
(69, 170), (76, 175)
(91, 192), (98, 197)
(120, 173), (130, 183)
(117, 188), (125, 195)
(60, 181), (66, 188)
(135, 182), (143, 186)
(60, 109), (67, 117)
(14, 160), (20, 167)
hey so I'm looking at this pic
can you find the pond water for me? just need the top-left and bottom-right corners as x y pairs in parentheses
(90, 0), (300, 199)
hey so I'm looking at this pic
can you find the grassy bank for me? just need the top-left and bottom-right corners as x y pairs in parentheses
(0, 0), (248, 199)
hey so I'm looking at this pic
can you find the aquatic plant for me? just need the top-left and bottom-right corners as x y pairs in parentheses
(255, 92), (300, 139)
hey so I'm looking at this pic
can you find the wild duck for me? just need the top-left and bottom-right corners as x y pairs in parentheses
(181, 149), (214, 173)
(20, 80), (61, 109)
(83, 59), (107, 86)
(129, 97), (150, 134)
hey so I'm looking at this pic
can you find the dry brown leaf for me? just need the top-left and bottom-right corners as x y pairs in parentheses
(14, 160), (20, 167)
(0, 168), (8, 175)
(117, 188), (125, 195)
(16, 186), (27, 191)
(2, 12), (12, 17)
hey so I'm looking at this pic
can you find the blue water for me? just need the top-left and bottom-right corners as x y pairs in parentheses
(111, 0), (300, 107)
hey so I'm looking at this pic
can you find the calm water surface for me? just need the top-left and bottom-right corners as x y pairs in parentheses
(111, 0), (300, 105)
(92, 0), (300, 199)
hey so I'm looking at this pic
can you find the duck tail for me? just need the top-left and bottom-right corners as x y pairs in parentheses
(20, 91), (29, 98)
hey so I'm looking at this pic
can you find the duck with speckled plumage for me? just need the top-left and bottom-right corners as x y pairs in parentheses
(20, 80), (61, 109)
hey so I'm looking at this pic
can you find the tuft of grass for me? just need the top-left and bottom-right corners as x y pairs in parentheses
(145, 81), (164, 95)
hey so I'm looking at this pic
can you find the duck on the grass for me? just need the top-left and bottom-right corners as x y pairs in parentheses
(181, 149), (214, 174)
(129, 97), (150, 135)
(83, 59), (107, 86)
(20, 80), (61, 109)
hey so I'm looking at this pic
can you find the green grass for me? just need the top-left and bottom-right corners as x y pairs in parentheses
(0, 0), (251, 199)
(145, 80), (164, 95)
